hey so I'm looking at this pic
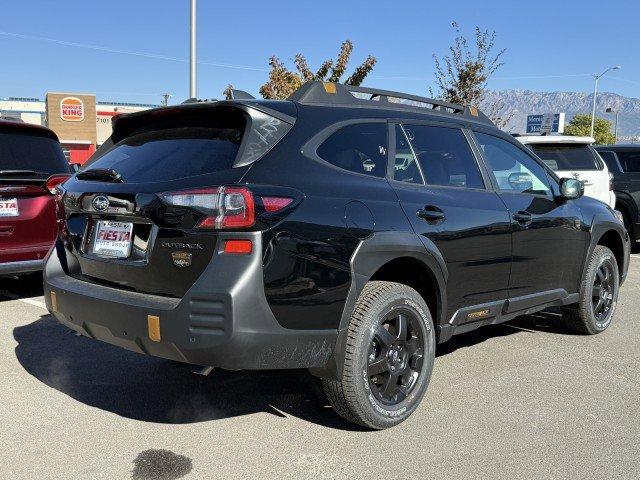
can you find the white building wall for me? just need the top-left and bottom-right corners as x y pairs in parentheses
(0, 98), (46, 126)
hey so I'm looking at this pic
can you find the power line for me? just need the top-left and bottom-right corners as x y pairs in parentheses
(0, 30), (268, 72)
(1, 30), (636, 92)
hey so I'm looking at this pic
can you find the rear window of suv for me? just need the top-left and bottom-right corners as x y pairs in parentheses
(0, 128), (68, 174)
(616, 151), (640, 172)
(529, 144), (600, 171)
(84, 109), (247, 183)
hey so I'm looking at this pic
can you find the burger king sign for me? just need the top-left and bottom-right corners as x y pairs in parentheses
(60, 97), (84, 122)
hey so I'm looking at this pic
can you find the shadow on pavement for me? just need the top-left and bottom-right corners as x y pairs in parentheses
(0, 272), (44, 302)
(436, 308), (575, 356)
(13, 314), (360, 430)
(13, 309), (570, 429)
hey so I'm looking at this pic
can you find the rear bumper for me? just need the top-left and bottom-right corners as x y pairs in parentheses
(43, 234), (336, 370)
(0, 259), (44, 276)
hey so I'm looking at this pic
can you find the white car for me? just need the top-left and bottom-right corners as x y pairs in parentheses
(516, 135), (616, 209)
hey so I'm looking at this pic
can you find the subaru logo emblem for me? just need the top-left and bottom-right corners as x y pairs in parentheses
(92, 195), (109, 212)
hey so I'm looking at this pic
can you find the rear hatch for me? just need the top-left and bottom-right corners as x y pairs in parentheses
(0, 125), (69, 263)
(58, 102), (295, 297)
(529, 143), (611, 205)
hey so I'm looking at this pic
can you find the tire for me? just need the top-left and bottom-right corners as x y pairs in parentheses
(322, 281), (436, 430)
(561, 245), (619, 335)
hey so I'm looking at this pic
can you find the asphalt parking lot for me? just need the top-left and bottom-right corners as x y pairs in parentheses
(1, 259), (639, 480)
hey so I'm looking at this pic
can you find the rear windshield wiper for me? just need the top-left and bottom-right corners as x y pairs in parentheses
(0, 169), (43, 176)
(76, 168), (123, 183)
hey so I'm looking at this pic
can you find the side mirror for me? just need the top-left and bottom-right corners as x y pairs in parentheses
(69, 163), (81, 173)
(560, 178), (584, 200)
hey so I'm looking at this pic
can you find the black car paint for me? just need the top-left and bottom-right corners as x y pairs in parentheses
(44, 93), (629, 377)
(596, 144), (640, 240)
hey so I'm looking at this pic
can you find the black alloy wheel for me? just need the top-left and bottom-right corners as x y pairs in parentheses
(367, 309), (424, 406)
(561, 245), (619, 335)
(592, 261), (615, 323)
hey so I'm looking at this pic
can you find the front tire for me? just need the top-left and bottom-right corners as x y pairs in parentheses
(322, 281), (435, 429)
(561, 245), (619, 334)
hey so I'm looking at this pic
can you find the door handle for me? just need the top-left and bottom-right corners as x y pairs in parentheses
(417, 205), (445, 223)
(512, 211), (532, 225)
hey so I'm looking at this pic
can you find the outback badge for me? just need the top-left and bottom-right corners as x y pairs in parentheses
(171, 251), (192, 268)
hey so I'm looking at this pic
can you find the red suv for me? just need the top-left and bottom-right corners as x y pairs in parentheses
(0, 118), (70, 276)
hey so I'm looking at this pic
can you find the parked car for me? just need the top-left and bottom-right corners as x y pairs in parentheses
(515, 135), (616, 209)
(595, 144), (640, 242)
(0, 118), (70, 276)
(44, 82), (629, 429)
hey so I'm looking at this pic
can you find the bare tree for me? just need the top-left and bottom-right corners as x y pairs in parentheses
(431, 22), (509, 126)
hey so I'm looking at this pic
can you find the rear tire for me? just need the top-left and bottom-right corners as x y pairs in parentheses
(322, 281), (435, 430)
(561, 245), (619, 334)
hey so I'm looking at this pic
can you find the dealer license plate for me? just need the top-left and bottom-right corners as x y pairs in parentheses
(0, 198), (19, 217)
(92, 221), (134, 258)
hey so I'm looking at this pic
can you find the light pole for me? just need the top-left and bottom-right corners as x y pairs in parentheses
(590, 65), (621, 138)
(606, 107), (619, 144)
(189, 0), (197, 99)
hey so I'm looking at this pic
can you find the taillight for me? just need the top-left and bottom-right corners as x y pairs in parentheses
(161, 186), (294, 230)
(45, 174), (71, 195)
(262, 196), (293, 212)
(161, 186), (256, 229)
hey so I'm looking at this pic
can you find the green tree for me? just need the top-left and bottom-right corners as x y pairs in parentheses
(257, 40), (377, 100)
(431, 22), (509, 127)
(564, 114), (616, 145)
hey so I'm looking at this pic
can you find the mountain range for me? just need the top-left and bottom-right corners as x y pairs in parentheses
(480, 90), (640, 140)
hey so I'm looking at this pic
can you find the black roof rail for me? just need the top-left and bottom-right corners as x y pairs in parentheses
(288, 81), (493, 124)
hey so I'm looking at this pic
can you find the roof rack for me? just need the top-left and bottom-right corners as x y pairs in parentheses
(288, 81), (492, 124)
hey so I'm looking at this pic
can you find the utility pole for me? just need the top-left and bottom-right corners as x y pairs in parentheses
(590, 65), (621, 138)
(190, 0), (197, 99)
(161, 93), (172, 106)
(606, 107), (620, 144)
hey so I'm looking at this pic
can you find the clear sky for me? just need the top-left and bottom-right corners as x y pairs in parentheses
(1, 0), (638, 105)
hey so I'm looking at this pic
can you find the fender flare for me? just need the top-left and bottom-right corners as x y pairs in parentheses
(311, 231), (448, 379)
(581, 214), (629, 284)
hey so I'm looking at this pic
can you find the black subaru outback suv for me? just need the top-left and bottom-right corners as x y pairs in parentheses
(595, 144), (640, 242)
(44, 82), (629, 429)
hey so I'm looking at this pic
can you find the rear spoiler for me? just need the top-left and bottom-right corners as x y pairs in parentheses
(94, 101), (296, 170)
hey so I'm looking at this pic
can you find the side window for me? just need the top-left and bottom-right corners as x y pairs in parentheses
(393, 124), (423, 184)
(474, 132), (551, 196)
(598, 151), (619, 172)
(617, 151), (640, 172)
(401, 124), (485, 189)
(317, 123), (388, 178)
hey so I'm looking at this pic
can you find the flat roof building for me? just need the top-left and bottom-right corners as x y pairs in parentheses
(0, 93), (158, 164)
